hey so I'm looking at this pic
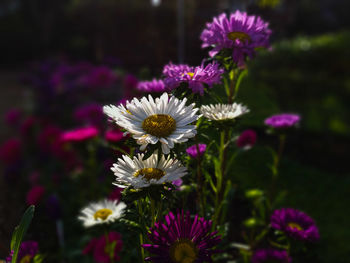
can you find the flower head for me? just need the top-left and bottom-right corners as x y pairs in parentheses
(83, 232), (123, 263)
(163, 61), (224, 95)
(200, 103), (249, 121)
(111, 153), (187, 189)
(26, 185), (45, 205)
(200, 11), (271, 67)
(78, 199), (126, 228)
(142, 210), (221, 262)
(264, 114), (300, 129)
(186, 144), (207, 158)
(61, 126), (99, 142)
(270, 208), (320, 242)
(104, 93), (199, 154)
(236, 129), (257, 149)
(252, 248), (292, 263)
(137, 79), (168, 93)
(17, 241), (39, 263)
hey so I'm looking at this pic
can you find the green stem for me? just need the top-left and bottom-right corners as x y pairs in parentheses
(195, 141), (205, 216)
(137, 200), (145, 261)
(212, 130), (228, 229)
(270, 134), (286, 202)
(150, 197), (156, 227)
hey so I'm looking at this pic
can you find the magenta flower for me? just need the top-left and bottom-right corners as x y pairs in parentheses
(5, 250), (13, 263)
(252, 248), (292, 263)
(200, 11), (271, 67)
(270, 208), (320, 242)
(83, 232), (123, 263)
(61, 126), (99, 142)
(264, 114), (300, 129)
(137, 79), (167, 93)
(26, 185), (45, 205)
(163, 61), (224, 95)
(186, 144), (207, 158)
(0, 138), (21, 165)
(142, 210), (221, 262)
(236, 129), (257, 149)
(105, 129), (125, 143)
(17, 241), (39, 263)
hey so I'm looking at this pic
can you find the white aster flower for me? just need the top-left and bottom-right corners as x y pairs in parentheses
(103, 93), (199, 154)
(200, 103), (249, 121)
(111, 153), (187, 189)
(78, 199), (126, 228)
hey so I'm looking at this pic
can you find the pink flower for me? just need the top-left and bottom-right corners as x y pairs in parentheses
(0, 138), (21, 165)
(236, 129), (257, 149)
(186, 144), (207, 158)
(83, 232), (123, 263)
(104, 129), (125, 142)
(61, 126), (99, 142)
(26, 185), (45, 205)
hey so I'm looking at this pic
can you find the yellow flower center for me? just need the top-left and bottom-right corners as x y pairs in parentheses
(170, 239), (198, 263)
(20, 255), (32, 263)
(134, 168), (165, 181)
(287, 222), (303, 231)
(186, 72), (195, 79)
(227, 31), (251, 43)
(142, 114), (176, 138)
(94, 208), (113, 221)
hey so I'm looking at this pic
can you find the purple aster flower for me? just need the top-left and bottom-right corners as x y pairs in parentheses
(186, 144), (207, 158)
(264, 114), (300, 129)
(200, 11), (272, 67)
(163, 61), (224, 95)
(137, 79), (168, 93)
(142, 210), (221, 262)
(236, 129), (257, 149)
(5, 250), (14, 263)
(270, 208), (320, 242)
(17, 241), (39, 263)
(252, 248), (292, 263)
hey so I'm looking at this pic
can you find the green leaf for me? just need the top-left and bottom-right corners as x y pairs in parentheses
(10, 205), (35, 263)
(33, 254), (44, 263)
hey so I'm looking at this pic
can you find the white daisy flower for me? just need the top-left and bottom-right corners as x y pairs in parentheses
(111, 153), (187, 189)
(200, 103), (249, 121)
(78, 199), (126, 228)
(103, 93), (199, 154)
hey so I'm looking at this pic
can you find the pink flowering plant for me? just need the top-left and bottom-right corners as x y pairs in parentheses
(1, 10), (324, 263)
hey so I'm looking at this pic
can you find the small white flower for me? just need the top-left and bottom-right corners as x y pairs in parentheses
(111, 153), (187, 189)
(200, 103), (249, 121)
(103, 93), (199, 154)
(78, 199), (126, 228)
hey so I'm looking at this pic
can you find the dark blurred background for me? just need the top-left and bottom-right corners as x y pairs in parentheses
(0, 0), (349, 262)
